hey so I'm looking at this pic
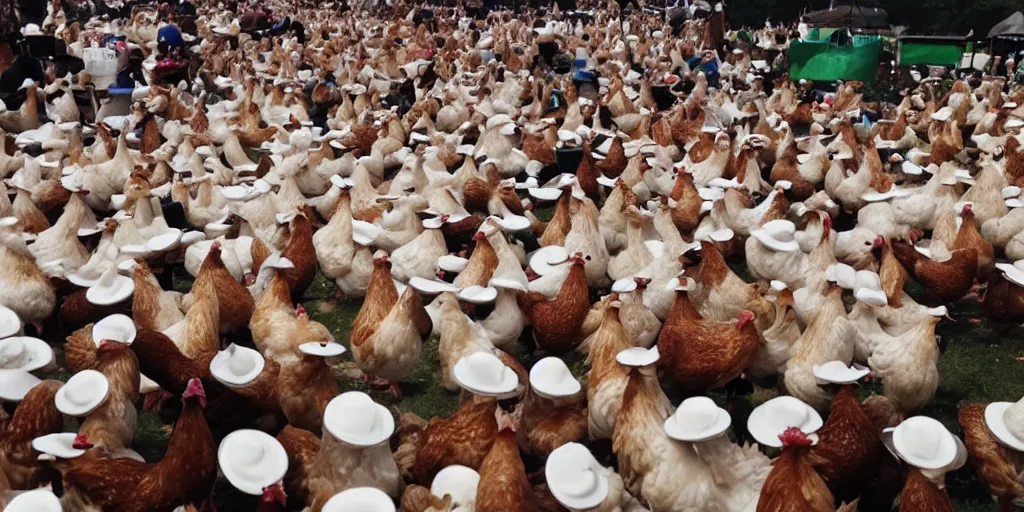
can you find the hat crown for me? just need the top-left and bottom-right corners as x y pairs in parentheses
(335, 393), (378, 436)
(66, 381), (94, 405)
(234, 440), (267, 479)
(1004, 398), (1024, 439)
(97, 267), (118, 288)
(226, 347), (255, 376)
(903, 421), (941, 459)
(764, 396), (808, 433)
(855, 270), (882, 291)
(678, 397), (718, 430)
(552, 444), (598, 497)
(467, 352), (505, 387)
(763, 220), (795, 241)
(0, 338), (28, 366)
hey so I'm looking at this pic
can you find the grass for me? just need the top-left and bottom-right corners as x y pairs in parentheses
(38, 227), (1024, 512)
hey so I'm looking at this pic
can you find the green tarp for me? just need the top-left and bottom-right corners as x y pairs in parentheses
(789, 39), (882, 82)
(899, 41), (964, 66)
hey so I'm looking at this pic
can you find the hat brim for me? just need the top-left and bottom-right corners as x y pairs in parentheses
(812, 362), (870, 385)
(299, 341), (347, 357)
(2, 337), (53, 372)
(323, 400), (395, 447)
(322, 487), (395, 512)
(5, 489), (62, 512)
(855, 287), (888, 307)
(55, 371), (110, 417)
(31, 433), (86, 459)
(0, 368), (41, 401)
(985, 402), (1024, 452)
(529, 246), (570, 276)
(751, 230), (800, 252)
(746, 398), (823, 448)
(210, 346), (265, 388)
(995, 263), (1024, 287)
(889, 417), (960, 470)
(92, 314), (136, 345)
(545, 444), (610, 510)
(453, 358), (519, 396)
(664, 407), (731, 442)
(615, 346), (660, 367)
(86, 275), (135, 305)
(0, 305), (22, 339)
(458, 286), (497, 305)
(218, 429), (289, 495)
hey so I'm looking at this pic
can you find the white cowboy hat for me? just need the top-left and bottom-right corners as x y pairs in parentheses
(545, 442), (610, 510)
(664, 396), (732, 442)
(438, 255), (469, 273)
(21, 23), (43, 36)
(299, 341), (347, 357)
(430, 465), (480, 507)
(751, 220), (800, 252)
(886, 416), (964, 470)
(323, 392), (395, 447)
(530, 357), (581, 399)
(0, 336), (52, 372)
(853, 270), (888, 307)
(995, 261), (1024, 287)
(698, 228), (735, 243)
(0, 304), (22, 339)
(0, 369), (41, 402)
(218, 429), (289, 495)
(616, 346), (660, 367)
(86, 267), (134, 306)
(5, 489), (62, 512)
(322, 487), (395, 512)
(32, 433), (88, 459)
(611, 278), (637, 294)
(210, 344), (265, 388)
(92, 314), (137, 345)
(489, 214), (531, 233)
(530, 246), (570, 276)
(747, 396), (823, 448)
(930, 107), (954, 122)
(55, 369), (110, 417)
(825, 263), (856, 290)
(813, 361), (870, 385)
(985, 397), (1024, 452)
(453, 352), (518, 396)
(409, 277), (461, 295)
(458, 286), (497, 305)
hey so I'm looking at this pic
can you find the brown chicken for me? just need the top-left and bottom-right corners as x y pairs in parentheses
(1005, 137), (1024, 188)
(399, 485), (453, 512)
(277, 206), (318, 301)
(982, 272), (1024, 325)
(953, 203), (995, 278)
(53, 379), (216, 512)
(77, 341), (141, 456)
(516, 380), (587, 458)
(276, 425), (321, 510)
(518, 253), (591, 354)
(757, 428), (834, 512)
(0, 380), (63, 491)
(454, 231), (498, 289)
(537, 189), (572, 247)
(770, 143), (816, 201)
(131, 260), (184, 332)
(275, 310), (340, 434)
(596, 136), (627, 178)
(668, 171), (702, 233)
(898, 468), (955, 512)
(575, 141), (601, 203)
(58, 288), (131, 335)
(891, 239), (978, 302)
(958, 404), (1024, 511)
(657, 284), (758, 392)
(396, 393), (500, 485)
(192, 240), (255, 333)
(476, 412), (538, 512)
(872, 236), (909, 307)
(807, 385), (884, 503)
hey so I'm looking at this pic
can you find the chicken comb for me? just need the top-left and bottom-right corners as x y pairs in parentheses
(263, 483), (287, 505)
(778, 427), (813, 447)
(296, 304), (308, 320)
(72, 434), (93, 449)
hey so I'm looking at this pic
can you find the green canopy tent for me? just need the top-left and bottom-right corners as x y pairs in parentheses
(898, 35), (969, 67)
(789, 33), (883, 82)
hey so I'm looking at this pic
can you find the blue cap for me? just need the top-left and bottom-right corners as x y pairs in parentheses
(157, 25), (184, 48)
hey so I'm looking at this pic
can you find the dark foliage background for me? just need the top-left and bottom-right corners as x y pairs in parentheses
(726, 0), (1019, 37)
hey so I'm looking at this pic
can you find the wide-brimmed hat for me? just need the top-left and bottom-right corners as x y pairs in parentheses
(885, 416), (965, 470)
(0, 369), (41, 402)
(321, 487), (395, 512)
(5, 489), (62, 511)
(529, 246), (570, 276)
(545, 442), (610, 510)
(409, 277), (461, 295)
(457, 286), (498, 305)
(825, 263), (856, 290)
(985, 397), (1024, 452)
(218, 429), (289, 495)
(813, 361), (870, 385)
(747, 396), (823, 448)
(0, 336), (53, 372)
(530, 357), (581, 399)
(0, 304), (23, 339)
(55, 369), (110, 417)
(453, 352), (519, 396)
(853, 270), (887, 306)
(323, 392), (394, 447)
(751, 220), (800, 252)
(664, 396), (732, 442)
(616, 346), (660, 367)
(92, 314), (136, 345)
(930, 107), (953, 122)
(430, 465), (480, 507)
(86, 266), (134, 306)
(299, 341), (347, 357)
(995, 261), (1024, 287)
(32, 433), (88, 459)
(210, 344), (265, 388)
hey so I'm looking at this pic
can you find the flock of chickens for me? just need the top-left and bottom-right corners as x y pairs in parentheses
(1, 1), (1024, 511)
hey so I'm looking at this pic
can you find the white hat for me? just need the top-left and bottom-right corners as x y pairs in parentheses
(430, 465), (480, 507)
(812, 361), (870, 385)
(55, 369), (110, 417)
(747, 396), (823, 448)
(409, 277), (461, 295)
(528, 187), (565, 202)
(0, 368), (41, 402)
(490, 214), (531, 233)
(611, 278), (637, 293)
(663, 396), (732, 442)
(825, 263), (856, 290)
(21, 23), (43, 36)
(529, 357), (581, 399)
(322, 487), (395, 512)
(886, 416), (964, 470)
(545, 442), (610, 510)
(985, 397), (1024, 452)
(352, 220), (384, 246)
(751, 220), (800, 252)
(299, 341), (347, 357)
(530, 246), (570, 276)
(853, 270), (887, 307)
(323, 392), (395, 446)
(438, 255), (469, 273)
(32, 433), (89, 459)
(0, 304), (22, 339)
(218, 429), (289, 495)
(458, 286), (498, 305)
(0, 336), (53, 372)
(92, 314), (137, 345)
(210, 344), (266, 388)
(616, 346), (660, 367)
(86, 267), (134, 306)
(5, 489), (62, 512)
(995, 261), (1024, 287)
(930, 107), (954, 122)
(453, 352), (519, 396)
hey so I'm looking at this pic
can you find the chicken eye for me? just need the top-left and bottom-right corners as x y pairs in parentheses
(585, 255), (592, 261)
(864, 241), (872, 246)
